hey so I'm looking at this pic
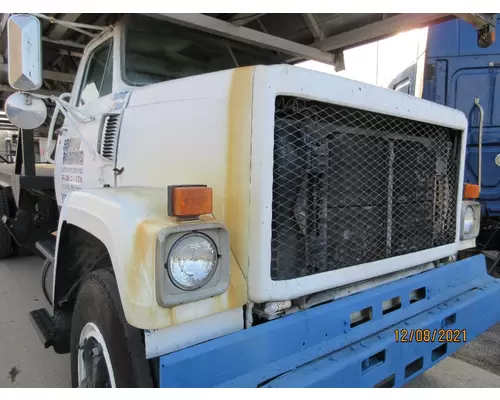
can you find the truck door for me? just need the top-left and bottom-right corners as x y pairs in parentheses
(54, 35), (116, 205)
(387, 63), (417, 95)
(449, 63), (500, 215)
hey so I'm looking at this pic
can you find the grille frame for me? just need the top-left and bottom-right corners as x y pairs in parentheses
(246, 65), (468, 303)
(270, 96), (461, 281)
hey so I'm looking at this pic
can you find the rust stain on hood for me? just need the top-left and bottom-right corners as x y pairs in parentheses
(226, 66), (255, 278)
(127, 220), (161, 305)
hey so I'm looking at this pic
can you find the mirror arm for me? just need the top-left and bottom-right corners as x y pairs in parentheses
(44, 93), (71, 164)
(31, 13), (111, 38)
(53, 98), (94, 123)
(23, 93), (32, 106)
(30, 93), (95, 123)
(55, 105), (104, 161)
(29, 93), (106, 162)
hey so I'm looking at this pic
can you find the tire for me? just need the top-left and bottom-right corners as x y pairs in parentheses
(0, 189), (12, 259)
(70, 269), (154, 388)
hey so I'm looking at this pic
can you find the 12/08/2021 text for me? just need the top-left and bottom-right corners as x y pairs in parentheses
(395, 329), (466, 343)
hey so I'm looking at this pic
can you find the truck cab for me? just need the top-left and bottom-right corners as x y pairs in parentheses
(388, 15), (500, 259)
(2, 13), (500, 388)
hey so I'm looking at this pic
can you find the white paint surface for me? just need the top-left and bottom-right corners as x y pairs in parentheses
(144, 307), (243, 359)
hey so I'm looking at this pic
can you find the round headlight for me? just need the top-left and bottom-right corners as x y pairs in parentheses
(167, 233), (218, 290)
(463, 206), (475, 235)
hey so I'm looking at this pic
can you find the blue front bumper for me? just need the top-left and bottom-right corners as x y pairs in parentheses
(159, 255), (500, 388)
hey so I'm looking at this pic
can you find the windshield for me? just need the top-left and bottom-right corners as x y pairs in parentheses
(123, 15), (285, 85)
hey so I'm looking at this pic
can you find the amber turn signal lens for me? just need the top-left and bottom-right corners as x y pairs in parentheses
(463, 183), (480, 200)
(171, 186), (213, 217)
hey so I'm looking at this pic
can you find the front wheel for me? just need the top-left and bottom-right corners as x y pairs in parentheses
(70, 269), (154, 388)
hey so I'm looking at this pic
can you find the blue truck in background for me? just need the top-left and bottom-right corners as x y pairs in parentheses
(389, 14), (500, 272)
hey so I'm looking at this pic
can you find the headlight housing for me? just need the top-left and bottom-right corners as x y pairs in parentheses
(156, 221), (230, 307)
(460, 201), (480, 240)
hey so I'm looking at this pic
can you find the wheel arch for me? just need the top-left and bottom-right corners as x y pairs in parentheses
(52, 202), (120, 354)
(54, 221), (114, 306)
(53, 188), (247, 331)
(53, 188), (163, 329)
(52, 190), (128, 341)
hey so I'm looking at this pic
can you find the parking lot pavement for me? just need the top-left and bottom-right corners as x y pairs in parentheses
(406, 357), (500, 388)
(1, 255), (499, 388)
(0, 256), (69, 388)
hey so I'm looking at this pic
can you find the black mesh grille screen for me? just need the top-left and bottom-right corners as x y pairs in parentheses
(271, 96), (460, 281)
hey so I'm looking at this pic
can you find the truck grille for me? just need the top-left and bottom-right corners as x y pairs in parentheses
(271, 96), (460, 281)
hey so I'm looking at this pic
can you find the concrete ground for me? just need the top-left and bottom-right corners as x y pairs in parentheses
(0, 256), (500, 388)
(0, 256), (69, 388)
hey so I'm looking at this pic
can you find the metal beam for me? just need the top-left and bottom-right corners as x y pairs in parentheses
(47, 13), (82, 40)
(58, 49), (83, 58)
(302, 14), (325, 40)
(0, 84), (62, 97)
(0, 63), (75, 83)
(0, 14), (9, 35)
(33, 13), (107, 32)
(454, 13), (496, 48)
(229, 14), (265, 27)
(146, 13), (336, 65)
(42, 37), (87, 49)
(0, 14), (10, 54)
(314, 13), (448, 52)
(454, 13), (495, 29)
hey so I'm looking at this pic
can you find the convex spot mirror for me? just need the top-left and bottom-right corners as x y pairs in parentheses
(5, 92), (47, 130)
(7, 14), (43, 91)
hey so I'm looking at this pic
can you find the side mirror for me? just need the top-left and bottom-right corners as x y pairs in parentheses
(4, 92), (47, 130)
(7, 14), (43, 91)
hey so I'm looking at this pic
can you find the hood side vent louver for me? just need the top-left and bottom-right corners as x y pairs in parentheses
(100, 114), (120, 161)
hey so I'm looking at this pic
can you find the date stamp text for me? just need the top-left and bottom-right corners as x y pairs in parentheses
(394, 329), (467, 343)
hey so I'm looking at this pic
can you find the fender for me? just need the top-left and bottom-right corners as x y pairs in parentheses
(54, 186), (247, 330)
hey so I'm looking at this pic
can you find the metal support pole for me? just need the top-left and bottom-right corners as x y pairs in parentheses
(14, 131), (22, 175)
(20, 129), (36, 177)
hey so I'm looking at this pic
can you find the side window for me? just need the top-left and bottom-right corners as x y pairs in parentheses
(78, 40), (113, 106)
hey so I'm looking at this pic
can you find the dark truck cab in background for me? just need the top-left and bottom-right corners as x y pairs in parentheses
(388, 15), (500, 267)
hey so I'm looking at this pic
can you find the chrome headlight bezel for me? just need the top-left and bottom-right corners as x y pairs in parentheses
(155, 221), (230, 308)
(460, 201), (481, 240)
